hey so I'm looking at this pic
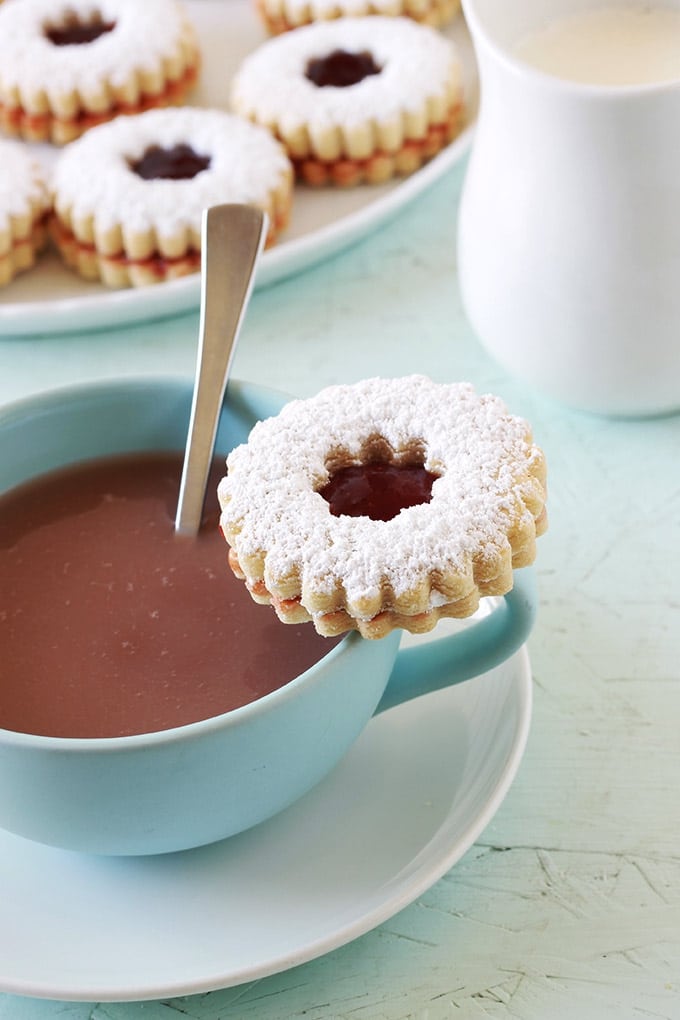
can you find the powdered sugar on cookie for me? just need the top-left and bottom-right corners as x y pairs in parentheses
(0, 140), (49, 231)
(231, 17), (461, 131)
(0, 139), (50, 284)
(51, 107), (293, 243)
(0, 0), (196, 99)
(218, 376), (547, 636)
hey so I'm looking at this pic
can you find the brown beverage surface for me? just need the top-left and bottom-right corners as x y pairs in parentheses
(0, 453), (339, 738)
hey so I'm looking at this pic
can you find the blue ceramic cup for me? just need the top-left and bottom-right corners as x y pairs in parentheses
(0, 378), (537, 855)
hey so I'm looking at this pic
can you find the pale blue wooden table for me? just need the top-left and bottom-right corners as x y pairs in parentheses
(1, 161), (679, 1020)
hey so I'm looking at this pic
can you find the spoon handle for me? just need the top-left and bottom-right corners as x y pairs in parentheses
(175, 204), (268, 536)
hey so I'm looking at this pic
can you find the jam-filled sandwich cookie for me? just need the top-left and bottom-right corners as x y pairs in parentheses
(50, 107), (294, 288)
(0, 139), (50, 287)
(0, 0), (200, 144)
(218, 376), (548, 639)
(231, 17), (464, 186)
(255, 0), (461, 35)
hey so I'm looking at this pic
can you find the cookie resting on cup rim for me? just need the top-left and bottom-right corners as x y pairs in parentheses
(218, 375), (548, 639)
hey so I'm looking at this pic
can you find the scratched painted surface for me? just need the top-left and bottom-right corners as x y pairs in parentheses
(1, 160), (679, 1019)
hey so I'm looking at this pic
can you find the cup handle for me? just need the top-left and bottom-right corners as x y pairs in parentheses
(375, 568), (537, 714)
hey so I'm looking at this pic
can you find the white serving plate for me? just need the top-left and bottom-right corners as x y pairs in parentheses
(0, 0), (478, 336)
(0, 642), (531, 1003)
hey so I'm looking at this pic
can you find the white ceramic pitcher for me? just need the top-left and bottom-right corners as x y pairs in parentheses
(458, 0), (680, 417)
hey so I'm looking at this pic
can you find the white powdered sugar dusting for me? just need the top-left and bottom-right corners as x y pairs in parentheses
(51, 108), (292, 236)
(0, 140), (49, 230)
(231, 17), (460, 130)
(219, 376), (542, 617)
(0, 0), (192, 98)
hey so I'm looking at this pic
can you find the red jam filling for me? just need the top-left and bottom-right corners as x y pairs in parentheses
(130, 144), (212, 180)
(305, 49), (382, 88)
(319, 461), (439, 522)
(45, 16), (116, 46)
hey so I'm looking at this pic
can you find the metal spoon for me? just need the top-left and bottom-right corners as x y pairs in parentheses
(174, 203), (268, 536)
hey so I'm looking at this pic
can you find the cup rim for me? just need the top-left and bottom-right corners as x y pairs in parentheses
(0, 373), (281, 429)
(0, 374), (363, 752)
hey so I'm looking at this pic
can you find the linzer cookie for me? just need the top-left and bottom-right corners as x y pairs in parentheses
(218, 376), (548, 639)
(254, 0), (461, 35)
(0, 0), (200, 144)
(230, 17), (464, 186)
(0, 139), (50, 287)
(50, 107), (294, 287)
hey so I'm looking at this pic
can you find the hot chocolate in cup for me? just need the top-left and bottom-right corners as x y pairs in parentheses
(0, 378), (536, 856)
(458, 0), (680, 417)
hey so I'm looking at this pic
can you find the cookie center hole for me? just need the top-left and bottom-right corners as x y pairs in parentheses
(129, 144), (212, 181)
(318, 460), (439, 522)
(305, 49), (382, 88)
(44, 12), (116, 45)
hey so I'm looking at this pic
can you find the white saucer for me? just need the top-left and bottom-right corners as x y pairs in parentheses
(0, 642), (531, 1003)
(0, 0), (478, 336)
